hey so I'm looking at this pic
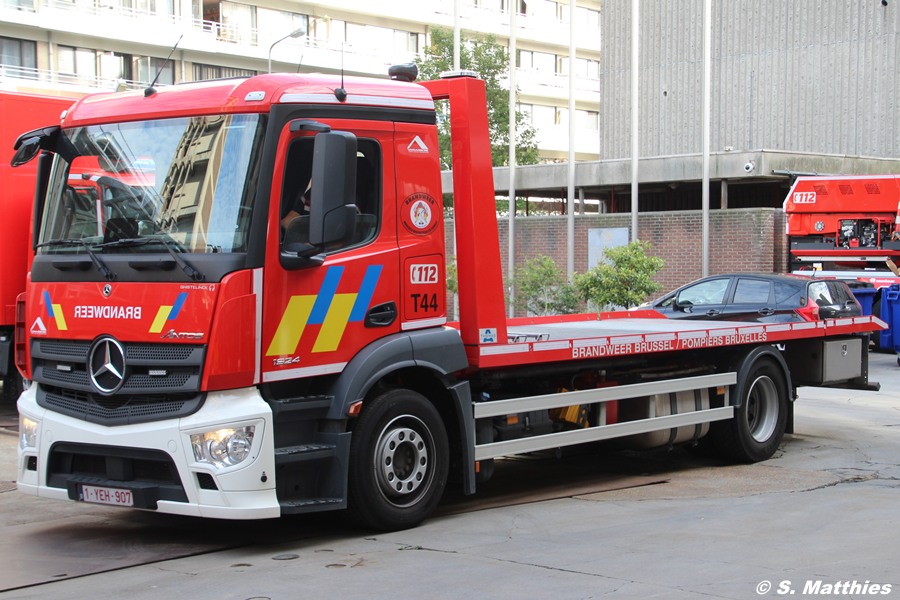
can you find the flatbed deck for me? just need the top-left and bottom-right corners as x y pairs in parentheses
(455, 311), (885, 368)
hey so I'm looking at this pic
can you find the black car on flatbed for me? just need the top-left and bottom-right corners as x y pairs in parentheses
(646, 273), (864, 323)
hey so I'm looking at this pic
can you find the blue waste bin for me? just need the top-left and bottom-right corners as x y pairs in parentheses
(878, 284), (900, 352)
(851, 286), (876, 317)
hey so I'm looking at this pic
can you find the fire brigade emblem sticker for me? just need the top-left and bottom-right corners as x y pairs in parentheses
(402, 193), (438, 236)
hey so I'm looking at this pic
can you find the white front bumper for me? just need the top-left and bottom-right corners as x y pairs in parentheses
(16, 385), (280, 520)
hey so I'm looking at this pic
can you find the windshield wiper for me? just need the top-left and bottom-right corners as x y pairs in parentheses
(36, 239), (115, 280)
(97, 237), (204, 281)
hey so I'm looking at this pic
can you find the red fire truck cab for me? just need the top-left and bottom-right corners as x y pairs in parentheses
(13, 70), (883, 531)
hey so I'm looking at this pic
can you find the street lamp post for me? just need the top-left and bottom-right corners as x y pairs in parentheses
(268, 28), (306, 74)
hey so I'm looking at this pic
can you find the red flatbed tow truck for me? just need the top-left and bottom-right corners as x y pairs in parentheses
(12, 67), (883, 531)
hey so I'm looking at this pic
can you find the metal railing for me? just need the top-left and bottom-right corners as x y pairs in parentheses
(0, 64), (150, 91)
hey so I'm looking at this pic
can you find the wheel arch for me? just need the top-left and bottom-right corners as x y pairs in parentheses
(727, 344), (792, 408)
(326, 327), (476, 494)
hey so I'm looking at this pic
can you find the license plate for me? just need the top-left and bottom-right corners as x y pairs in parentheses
(79, 485), (134, 507)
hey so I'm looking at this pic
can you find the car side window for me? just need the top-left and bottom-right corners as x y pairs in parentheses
(676, 278), (729, 306)
(808, 281), (838, 306)
(280, 136), (381, 253)
(732, 279), (772, 303)
(774, 281), (802, 306)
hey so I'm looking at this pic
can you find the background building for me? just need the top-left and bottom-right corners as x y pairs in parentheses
(0, 0), (602, 161)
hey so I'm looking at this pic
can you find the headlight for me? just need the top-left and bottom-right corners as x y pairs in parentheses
(191, 426), (255, 469)
(19, 416), (39, 450)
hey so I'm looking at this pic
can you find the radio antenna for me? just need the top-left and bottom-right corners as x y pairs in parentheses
(144, 35), (183, 98)
(334, 43), (347, 102)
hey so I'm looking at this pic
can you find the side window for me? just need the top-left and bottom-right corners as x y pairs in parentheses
(279, 136), (381, 253)
(676, 278), (729, 306)
(774, 282), (802, 306)
(732, 279), (772, 304)
(808, 281), (838, 306)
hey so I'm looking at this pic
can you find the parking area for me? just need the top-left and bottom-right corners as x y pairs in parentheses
(0, 351), (898, 599)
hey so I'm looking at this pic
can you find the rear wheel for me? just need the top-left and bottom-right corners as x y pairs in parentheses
(711, 357), (788, 462)
(346, 388), (449, 531)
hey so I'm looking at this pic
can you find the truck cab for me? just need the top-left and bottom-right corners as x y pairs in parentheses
(16, 73), (463, 526)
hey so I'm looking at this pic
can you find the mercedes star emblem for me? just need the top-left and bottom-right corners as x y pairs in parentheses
(88, 337), (126, 395)
(103, 284), (112, 297)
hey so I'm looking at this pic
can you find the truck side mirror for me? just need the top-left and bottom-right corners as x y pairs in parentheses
(309, 131), (357, 251)
(11, 137), (41, 167)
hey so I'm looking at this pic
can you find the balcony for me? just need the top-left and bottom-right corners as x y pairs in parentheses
(0, 63), (150, 93)
(514, 68), (599, 103)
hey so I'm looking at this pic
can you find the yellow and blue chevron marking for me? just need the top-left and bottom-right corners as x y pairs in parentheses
(43, 291), (67, 331)
(149, 292), (189, 333)
(267, 265), (382, 356)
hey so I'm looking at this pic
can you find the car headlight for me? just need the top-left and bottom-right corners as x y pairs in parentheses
(19, 416), (39, 451)
(191, 426), (255, 469)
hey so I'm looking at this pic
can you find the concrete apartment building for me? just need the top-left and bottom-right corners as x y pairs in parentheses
(2, 0), (899, 290)
(0, 0), (602, 162)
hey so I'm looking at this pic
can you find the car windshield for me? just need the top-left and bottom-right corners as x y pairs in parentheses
(39, 114), (266, 255)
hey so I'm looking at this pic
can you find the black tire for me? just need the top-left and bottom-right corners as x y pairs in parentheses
(346, 388), (449, 531)
(1, 371), (22, 406)
(711, 357), (788, 463)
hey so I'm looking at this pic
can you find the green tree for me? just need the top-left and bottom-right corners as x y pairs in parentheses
(510, 255), (581, 316)
(574, 241), (665, 311)
(415, 26), (539, 170)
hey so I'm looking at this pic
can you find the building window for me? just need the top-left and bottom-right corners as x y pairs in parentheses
(220, 1), (257, 45)
(256, 9), (307, 42)
(310, 16), (345, 43)
(134, 56), (174, 85)
(0, 36), (36, 72)
(193, 63), (255, 81)
(517, 103), (533, 123)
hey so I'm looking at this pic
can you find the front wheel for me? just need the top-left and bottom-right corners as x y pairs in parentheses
(1, 371), (22, 405)
(346, 388), (449, 531)
(711, 357), (788, 462)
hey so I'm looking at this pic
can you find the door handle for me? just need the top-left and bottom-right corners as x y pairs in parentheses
(706, 309), (720, 316)
(758, 308), (775, 316)
(365, 302), (397, 328)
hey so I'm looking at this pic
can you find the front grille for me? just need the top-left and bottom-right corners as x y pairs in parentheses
(123, 373), (192, 390)
(42, 368), (91, 387)
(31, 339), (206, 424)
(40, 385), (204, 426)
(39, 340), (90, 358)
(126, 345), (197, 362)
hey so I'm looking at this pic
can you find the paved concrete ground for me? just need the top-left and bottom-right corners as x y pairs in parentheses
(1, 353), (899, 599)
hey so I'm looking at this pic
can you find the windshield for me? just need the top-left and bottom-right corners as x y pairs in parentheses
(39, 113), (266, 254)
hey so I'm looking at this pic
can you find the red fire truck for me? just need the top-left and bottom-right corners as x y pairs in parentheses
(13, 69), (884, 531)
(784, 174), (900, 270)
(0, 92), (75, 404)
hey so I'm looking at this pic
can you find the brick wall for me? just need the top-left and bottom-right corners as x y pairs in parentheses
(444, 208), (788, 302)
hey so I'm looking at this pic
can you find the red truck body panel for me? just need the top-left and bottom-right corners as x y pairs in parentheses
(0, 92), (75, 328)
(784, 174), (900, 261)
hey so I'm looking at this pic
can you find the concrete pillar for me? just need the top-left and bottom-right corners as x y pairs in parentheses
(720, 179), (728, 209)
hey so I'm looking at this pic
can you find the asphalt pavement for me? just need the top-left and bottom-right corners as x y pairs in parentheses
(0, 352), (898, 599)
